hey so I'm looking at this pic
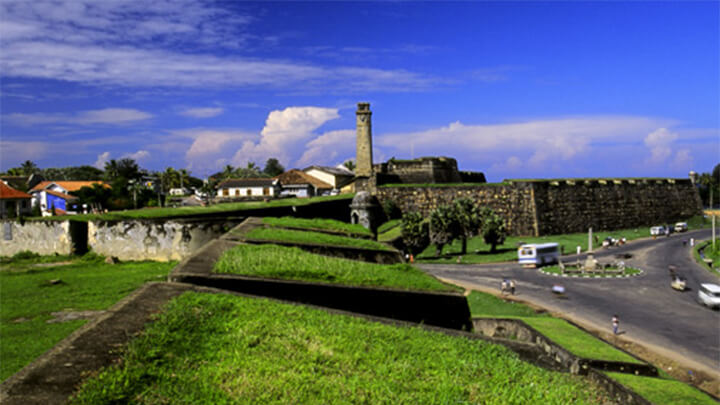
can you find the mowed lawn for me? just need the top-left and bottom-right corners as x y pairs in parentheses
(0, 255), (174, 381)
(214, 244), (458, 292)
(69, 292), (612, 404)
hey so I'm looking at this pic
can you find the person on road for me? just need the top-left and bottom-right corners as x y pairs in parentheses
(509, 279), (516, 295)
(612, 314), (619, 335)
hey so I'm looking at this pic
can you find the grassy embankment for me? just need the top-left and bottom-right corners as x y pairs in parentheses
(377, 219), (402, 242)
(467, 291), (716, 404)
(605, 372), (717, 405)
(693, 240), (720, 275)
(262, 216), (372, 237)
(69, 292), (611, 404)
(0, 253), (175, 381)
(417, 215), (710, 264)
(243, 227), (393, 251)
(33, 194), (353, 222)
(214, 244), (457, 292)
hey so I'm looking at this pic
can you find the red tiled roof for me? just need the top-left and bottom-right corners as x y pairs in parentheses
(0, 182), (32, 199)
(275, 170), (333, 189)
(31, 181), (110, 192)
(218, 178), (277, 188)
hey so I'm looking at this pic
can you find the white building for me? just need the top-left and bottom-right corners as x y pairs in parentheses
(302, 166), (354, 192)
(216, 178), (279, 199)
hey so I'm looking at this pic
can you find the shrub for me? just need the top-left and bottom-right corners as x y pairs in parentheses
(429, 205), (460, 256)
(401, 212), (428, 255)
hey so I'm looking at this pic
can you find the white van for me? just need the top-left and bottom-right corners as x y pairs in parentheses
(650, 226), (666, 236)
(697, 283), (720, 309)
(674, 222), (688, 232)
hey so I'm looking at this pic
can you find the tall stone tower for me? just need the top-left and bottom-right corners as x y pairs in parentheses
(355, 102), (374, 190)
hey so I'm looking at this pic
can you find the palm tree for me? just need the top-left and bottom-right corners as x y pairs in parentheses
(104, 159), (119, 181)
(127, 180), (144, 209)
(178, 169), (190, 189)
(20, 160), (38, 176)
(222, 165), (235, 180)
(343, 159), (356, 172)
(699, 173), (715, 208)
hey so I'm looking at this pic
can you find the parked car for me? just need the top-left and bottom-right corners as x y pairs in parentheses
(650, 226), (666, 236)
(674, 222), (688, 232)
(697, 283), (720, 309)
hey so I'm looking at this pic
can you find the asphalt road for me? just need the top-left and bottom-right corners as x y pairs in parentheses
(418, 229), (720, 373)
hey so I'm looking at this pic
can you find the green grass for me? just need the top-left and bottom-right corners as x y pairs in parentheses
(35, 194), (353, 222)
(539, 265), (642, 278)
(467, 291), (641, 364)
(378, 220), (403, 242)
(605, 372), (717, 405)
(244, 227), (393, 251)
(694, 240), (720, 273)
(69, 292), (612, 404)
(377, 219), (401, 234)
(0, 255), (175, 381)
(213, 244), (457, 292)
(262, 216), (372, 237)
(521, 318), (642, 364)
(418, 227), (653, 264)
(467, 291), (550, 318)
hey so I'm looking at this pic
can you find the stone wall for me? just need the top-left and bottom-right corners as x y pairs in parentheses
(530, 178), (702, 235)
(375, 183), (538, 236)
(1, 220), (76, 256)
(374, 178), (702, 236)
(88, 219), (235, 262)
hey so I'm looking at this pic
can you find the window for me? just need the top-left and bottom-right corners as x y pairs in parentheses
(263, 187), (270, 196)
(235, 189), (240, 196)
(246, 189), (252, 196)
(223, 189), (229, 196)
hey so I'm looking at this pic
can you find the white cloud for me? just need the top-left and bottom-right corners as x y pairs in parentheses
(0, 1), (438, 93)
(377, 116), (675, 170)
(94, 151), (110, 169)
(122, 150), (150, 162)
(5, 108), (153, 126)
(232, 107), (340, 166)
(671, 149), (693, 169)
(296, 129), (356, 167)
(180, 107), (224, 118)
(643, 128), (678, 165)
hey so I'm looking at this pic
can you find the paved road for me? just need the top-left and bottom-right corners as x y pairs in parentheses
(419, 229), (720, 373)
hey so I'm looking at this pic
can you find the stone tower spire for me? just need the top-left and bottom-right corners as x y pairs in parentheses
(356, 102), (373, 179)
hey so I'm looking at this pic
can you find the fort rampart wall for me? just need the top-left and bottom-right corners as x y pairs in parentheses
(374, 178), (702, 236)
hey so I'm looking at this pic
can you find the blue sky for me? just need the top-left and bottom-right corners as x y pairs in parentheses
(1, 0), (718, 181)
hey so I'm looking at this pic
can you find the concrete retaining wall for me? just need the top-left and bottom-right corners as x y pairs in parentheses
(0, 220), (76, 256)
(89, 219), (236, 262)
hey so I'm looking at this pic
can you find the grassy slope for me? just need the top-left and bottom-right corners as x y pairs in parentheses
(262, 216), (372, 237)
(245, 228), (393, 251)
(605, 372), (717, 405)
(214, 244), (457, 292)
(69, 292), (610, 405)
(0, 257), (175, 381)
(467, 291), (640, 364)
(34, 194), (353, 222)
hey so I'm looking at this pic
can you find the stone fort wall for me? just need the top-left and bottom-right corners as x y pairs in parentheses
(374, 178), (702, 236)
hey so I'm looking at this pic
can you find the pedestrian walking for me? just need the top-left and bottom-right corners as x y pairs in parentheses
(612, 314), (619, 335)
(501, 279), (508, 295)
(509, 279), (516, 295)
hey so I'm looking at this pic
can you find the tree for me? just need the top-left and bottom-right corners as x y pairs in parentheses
(20, 160), (38, 176)
(72, 184), (112, 211)
(200, 179), (217, 206)
(401, 211), (428, 256)
(454, 198), (481, 255)
(480, 207), (507, 253)
(699, 172), (716, 208)
(103, 159), (120, 182)
(127, 181), (144, 209)
(263, 158), (285, 177)
(429, 205), (460, 257)
(222, 165), (235, 179)
(343, 159), (356, 172)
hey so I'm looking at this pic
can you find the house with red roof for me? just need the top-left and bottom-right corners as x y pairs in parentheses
(0, 182), (32, 218)
(29, 180), (108, 215)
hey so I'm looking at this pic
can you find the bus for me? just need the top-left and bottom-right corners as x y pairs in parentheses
(518, 243), (560, 267)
